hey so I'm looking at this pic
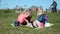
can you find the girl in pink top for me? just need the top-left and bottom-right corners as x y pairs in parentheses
(17, 11), (29, 26)
(14, 11), (29, 26)
(17, 13), (27, 26)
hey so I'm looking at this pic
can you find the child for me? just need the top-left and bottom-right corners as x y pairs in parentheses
(33, 8), (45, 28)
(33, 7), (45, 28)
(14, 10), (30, 26)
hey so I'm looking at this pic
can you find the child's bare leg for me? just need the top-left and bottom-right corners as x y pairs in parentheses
(33, 20), (43, 28)
(33, 20), (38, 27)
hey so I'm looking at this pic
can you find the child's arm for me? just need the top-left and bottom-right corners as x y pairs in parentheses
(25, 19), (29, 23)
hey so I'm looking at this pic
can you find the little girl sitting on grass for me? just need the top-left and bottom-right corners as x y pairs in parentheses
(11, 10), (30, 27)
(33, 7), (53, 28)
(33, 6), (50, 28)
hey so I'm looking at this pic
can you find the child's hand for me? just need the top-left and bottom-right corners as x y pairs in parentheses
(20, 25), (22, 26)
(19, 24), (22, 26)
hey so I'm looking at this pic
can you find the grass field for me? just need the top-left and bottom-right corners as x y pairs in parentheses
(0, 12), (60, 34)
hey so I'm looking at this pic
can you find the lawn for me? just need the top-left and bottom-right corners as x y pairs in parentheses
(0, 12), (60, 34)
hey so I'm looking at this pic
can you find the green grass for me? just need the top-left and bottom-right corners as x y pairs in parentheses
(0, 12), (60, 34)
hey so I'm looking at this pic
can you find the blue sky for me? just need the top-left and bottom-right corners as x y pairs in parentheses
(0, 0), (60, 10)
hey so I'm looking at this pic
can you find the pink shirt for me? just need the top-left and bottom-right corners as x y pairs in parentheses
(17, 13), (26, 24)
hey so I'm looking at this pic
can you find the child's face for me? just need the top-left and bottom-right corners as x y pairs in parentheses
(37, 8), (45, 16)
(38, 9), (43, 13)
(38, 8), (43, 13)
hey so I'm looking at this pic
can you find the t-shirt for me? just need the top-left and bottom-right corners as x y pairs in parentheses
(17, 13), (26, 24)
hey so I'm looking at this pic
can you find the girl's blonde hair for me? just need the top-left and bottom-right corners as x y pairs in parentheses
(37, 6), (44, 16)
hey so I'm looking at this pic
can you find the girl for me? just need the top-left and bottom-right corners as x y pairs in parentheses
(33, 7), (45, 28)
(14, 10), (30, 26)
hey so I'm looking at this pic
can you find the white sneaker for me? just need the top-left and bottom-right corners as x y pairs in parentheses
(45, 23), (54, 27)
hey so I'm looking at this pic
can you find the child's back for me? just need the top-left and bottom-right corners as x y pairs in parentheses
(17, 13), (26, 24)
(37, 14), (45, 24)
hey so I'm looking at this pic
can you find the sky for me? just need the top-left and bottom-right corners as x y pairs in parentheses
(0, 0), (60, 10)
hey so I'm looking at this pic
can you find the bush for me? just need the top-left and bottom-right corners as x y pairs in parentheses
(4, 9), (11, 13)
(0, 9), (15, 13)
